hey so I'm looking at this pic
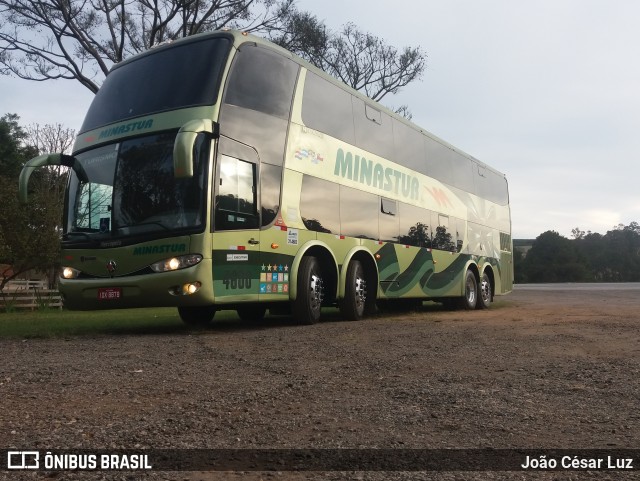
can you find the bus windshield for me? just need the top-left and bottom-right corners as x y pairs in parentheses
(80, 36), (231, 133)
(65, 132), (208, 241)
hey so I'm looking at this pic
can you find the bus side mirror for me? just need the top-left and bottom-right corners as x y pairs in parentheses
(19, 153), (64, 204)
(19, 153), (85, 203)
(173, 119), (218, 178)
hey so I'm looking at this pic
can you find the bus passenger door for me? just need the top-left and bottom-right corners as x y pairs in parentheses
(212, 152), (261, 301)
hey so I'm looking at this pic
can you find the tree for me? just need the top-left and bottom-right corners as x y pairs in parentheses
(26, 122), (75, 154)
(513, 247), (526, 284)
(519, 224), (640, 284)
(573, 231), (605, 281)
(0, 113), (35, 177)
(0, 0), (295, 93)
(24, 122), (74, 224)
(0, 114), (67, 290)
(523, 230), (588, 283)
(571, 227), (586, 240)
(0, 0), (426, 106)
(274, 17), (426, 103)
(600, 223), (640, 282)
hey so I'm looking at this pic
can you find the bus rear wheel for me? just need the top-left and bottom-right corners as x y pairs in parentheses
(178, 305), (216, 325)
(477, 271), (492, 309)
(340, 260), (372, 321)
(292, 256), (324, 325)
(459, 269), (478, 310)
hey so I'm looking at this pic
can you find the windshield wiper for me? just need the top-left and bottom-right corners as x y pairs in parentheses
(116, 221), (171, 232)
(63, 232), (100, 245)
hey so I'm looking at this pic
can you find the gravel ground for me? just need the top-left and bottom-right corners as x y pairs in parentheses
(2, 285), (640, 481)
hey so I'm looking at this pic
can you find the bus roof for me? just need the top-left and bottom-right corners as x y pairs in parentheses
(108, 29), (506, 180)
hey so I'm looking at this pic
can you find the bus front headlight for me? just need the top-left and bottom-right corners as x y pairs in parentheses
(61, 267), (81, 279)
(150, 254), (203, 273)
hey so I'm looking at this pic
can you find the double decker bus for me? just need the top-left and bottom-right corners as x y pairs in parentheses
(19, 30), (512, 325)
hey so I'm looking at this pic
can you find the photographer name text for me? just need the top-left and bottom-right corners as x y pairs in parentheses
(522, 454), (634, 470)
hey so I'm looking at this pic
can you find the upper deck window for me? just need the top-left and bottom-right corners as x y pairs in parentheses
(80, 37), (232, 133)
(224, 44), (298, 120)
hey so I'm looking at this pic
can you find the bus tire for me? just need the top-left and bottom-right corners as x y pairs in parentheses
(477, 271), (492, 309)
(237, 305), (267, 322)
(459, 269), (478, 310)
(340, 260), (369, 321)
(178, 305), (216, 325)
(292, 256), (324, 325)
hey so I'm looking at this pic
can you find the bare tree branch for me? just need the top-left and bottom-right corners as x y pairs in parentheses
(26, 122), (75, 153)
(315, 23), (426, 102)
(272, 15), (426, 109)
(2, 0), (426, 110)
(1, 0), (296, 93)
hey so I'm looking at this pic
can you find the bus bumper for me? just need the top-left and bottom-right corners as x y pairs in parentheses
(59, 259), (214, 310)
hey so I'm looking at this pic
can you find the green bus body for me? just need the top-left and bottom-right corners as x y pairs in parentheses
(18, 30), (513, 323)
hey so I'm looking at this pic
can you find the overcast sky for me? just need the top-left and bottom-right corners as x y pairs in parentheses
(2, 0), (639, 239)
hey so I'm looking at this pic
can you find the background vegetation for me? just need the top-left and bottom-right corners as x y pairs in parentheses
(0, 114), (72, 289)
(514, 224), (640, 283)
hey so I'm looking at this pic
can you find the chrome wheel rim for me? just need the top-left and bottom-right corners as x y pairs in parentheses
(480, 278), (491, 304)
(309, 274), (324, 311)
(466, 277), (477, 305)
(355, 276), (367, 312)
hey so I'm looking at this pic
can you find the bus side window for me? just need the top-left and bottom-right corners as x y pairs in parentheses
(340, 186), (378, 240)
(398, 203), (431, 248)
(379, 198), (399, 243)
(260, 163), (282, 227)
(224, 44), (298, 119)
(300, 175), (339, 234)
(352, 97), (394, 160)
(433, 213), (455, 251)
(381, 197), (397, 215)
(392, 118), (425, 173)
(221, 45), (298, 167)
(302, 72), (355, 145)
(456, 218), (466, 253)
(215, 155), (258, 230)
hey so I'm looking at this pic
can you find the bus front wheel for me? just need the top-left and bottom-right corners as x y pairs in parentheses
(459, 270), (478, 310)
(292, 256), (324, 325)
(178, 305), (216, 325)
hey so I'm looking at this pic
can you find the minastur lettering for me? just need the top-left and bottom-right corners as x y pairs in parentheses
(132, 244), (186, 256)
(99, 119), (154, 139)
(334, 148), (419, 200)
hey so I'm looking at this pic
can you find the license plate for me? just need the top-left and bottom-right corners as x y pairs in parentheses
(98, 287), (122, 300)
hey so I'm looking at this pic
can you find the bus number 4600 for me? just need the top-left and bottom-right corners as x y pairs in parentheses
(222, 273), (252, 290)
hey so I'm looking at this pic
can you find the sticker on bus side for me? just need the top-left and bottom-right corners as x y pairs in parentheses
(287, 229), (298, 245)
(226, 253), (249, 261)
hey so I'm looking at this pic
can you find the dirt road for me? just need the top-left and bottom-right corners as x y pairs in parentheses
(2, 285), (640, 480)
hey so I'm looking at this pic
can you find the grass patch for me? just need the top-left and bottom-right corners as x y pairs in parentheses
(0, 298), (512, 339)
(0, 308), (201, 338)
(0, 306), (321, 339)
(0, 307), (260, 339)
